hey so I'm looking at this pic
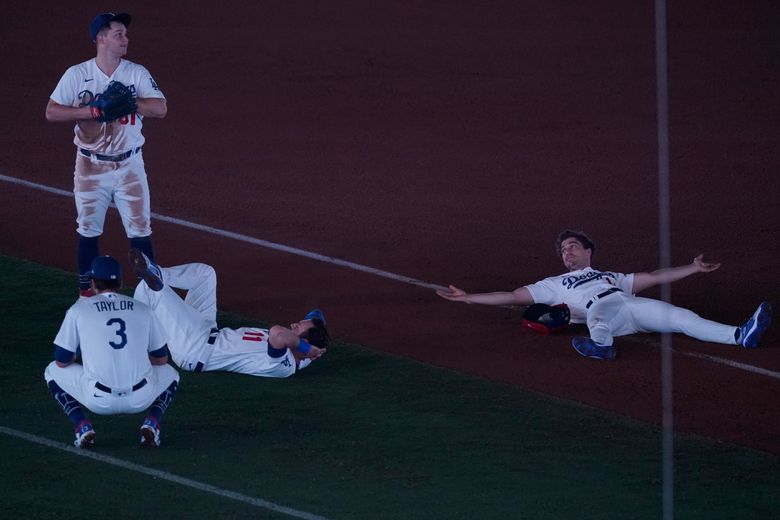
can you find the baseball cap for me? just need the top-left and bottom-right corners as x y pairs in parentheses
(87, 255), (122, 281)
(304, 309), (326, 325)
(90, 12), (132, 41)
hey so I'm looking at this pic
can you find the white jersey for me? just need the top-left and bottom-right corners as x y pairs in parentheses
(53, 292), (167, 389)
(526, 266), (738, 346)
(525, 267), (635, 323)
(132, 262), (312, 378)
(50, 58), (165, 154)
(205, 327), (309, 377)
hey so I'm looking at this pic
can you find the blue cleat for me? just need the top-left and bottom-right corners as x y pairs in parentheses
(128, 248), (164, 291)
(140, 417), (161, 447)
(572, 336), (616, 360)
(74, 420), (96, 448)
(739, 302), (772, 349)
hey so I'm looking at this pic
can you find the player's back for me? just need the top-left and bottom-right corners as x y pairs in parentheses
(71, 292), (156, 387)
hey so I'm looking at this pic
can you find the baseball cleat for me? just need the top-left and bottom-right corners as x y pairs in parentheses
(74, 420), (96, 448)
(128, 248), (164, 291)
(571, 336), (616, 360)
(140, 417), (161, 447)
(304, 309), (326, 325)
(739, 302), (772, 349)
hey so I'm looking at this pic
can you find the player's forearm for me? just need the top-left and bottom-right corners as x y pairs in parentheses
(45, 100), (92, 122)
(634, 264), (698, 292)
(136, 98), (167, 118)
(460, 291), (522, 305)
(269, 325), (300, 349)
(649, 264), (699, 284)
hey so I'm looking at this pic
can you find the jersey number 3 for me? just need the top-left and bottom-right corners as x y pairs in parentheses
(106, 318), (127, 349)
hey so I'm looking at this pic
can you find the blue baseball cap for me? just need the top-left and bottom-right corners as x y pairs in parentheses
(90, 12), (131, 41)
(87, 255), (122, 281)
(304, 309), (326, 325)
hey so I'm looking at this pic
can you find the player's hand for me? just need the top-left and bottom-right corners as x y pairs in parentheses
(692, 254), (721, 273)
(305, 345), (326, 360)
(436, 284), (470, 302)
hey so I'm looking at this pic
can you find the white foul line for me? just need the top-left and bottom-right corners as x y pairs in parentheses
(0, 173), (445, 291)
(679, 351), (780, 380)
(0, 426), (331, 520)
(1, 172), (777, 381)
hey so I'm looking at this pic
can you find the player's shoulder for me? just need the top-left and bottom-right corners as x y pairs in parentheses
(118, 59), (152, 75)
(61, 58), (96, 77)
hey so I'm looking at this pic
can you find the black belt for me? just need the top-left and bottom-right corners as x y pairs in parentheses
(194, 328), (220, 373)
(586, 287), (623, 309)
(95, 378), (147, 394)
(80, 147), (141, 162)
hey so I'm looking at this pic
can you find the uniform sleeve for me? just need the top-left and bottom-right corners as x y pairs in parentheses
(134, 65), (165, 99)
(524, 277), (559, 305)
(52, 308), (80, 353)
(50, 66), (82, 106)
(615, 273), (635, 294)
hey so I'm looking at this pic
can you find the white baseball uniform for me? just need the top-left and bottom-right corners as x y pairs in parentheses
(50, 58), (165, 239)
(132, 263), (310, 378)
(525, 267), (740, 346)
(44, 291), (179, 415)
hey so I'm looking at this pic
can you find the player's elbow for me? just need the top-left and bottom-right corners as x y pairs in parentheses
(149, 355), (169, 365)
(153, 99), (167, 118)
(45, 99), (62, 122)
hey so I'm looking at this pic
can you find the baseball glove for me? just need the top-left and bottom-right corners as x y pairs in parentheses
(521, 303), (570, 334)
(89, 81), (137, 122)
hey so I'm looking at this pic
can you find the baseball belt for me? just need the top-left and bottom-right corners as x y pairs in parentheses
(586, 287), (623, 309)
(80, 147), (141, 162)
(95, 378), (147, 395)
(194, 328), (220, 373)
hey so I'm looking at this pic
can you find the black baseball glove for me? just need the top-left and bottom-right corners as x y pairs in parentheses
(521, 303), (571, 334)
(89, 81), (137, 123)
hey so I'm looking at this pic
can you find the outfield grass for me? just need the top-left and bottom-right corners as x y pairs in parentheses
(0, 255), (778, 519)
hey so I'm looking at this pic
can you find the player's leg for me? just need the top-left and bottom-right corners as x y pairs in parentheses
(114, 156), (153, 259)
(133, 278), (216, 368)
(73, 155), (113, 297)
(585, 294), (627, 345)
(77, 234), (100, 296)
(136, 365), (179, 447)
(162, 263), (218, 322)
(573, 294), (626, 360)
(624, 297), (740, 344)
(44, 361), (94, 448)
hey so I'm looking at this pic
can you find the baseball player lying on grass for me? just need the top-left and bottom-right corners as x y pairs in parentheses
(128, 249), (330, 377)
(437, 229), (772, 360)
(44, 255), (179, 448)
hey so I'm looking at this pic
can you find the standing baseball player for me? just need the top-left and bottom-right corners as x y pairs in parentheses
(128, 249), (330, 377)
(45, 12), (167, 298)
(44, 255), (179, 447)
(436, 229), (772, 360)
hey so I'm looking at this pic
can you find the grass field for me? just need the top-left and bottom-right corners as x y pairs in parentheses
(1, 255), (778, 519)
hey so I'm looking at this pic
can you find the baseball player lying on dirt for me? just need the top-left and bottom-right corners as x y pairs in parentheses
(436, 229), (772, 360)
(128, 249), (330, 377)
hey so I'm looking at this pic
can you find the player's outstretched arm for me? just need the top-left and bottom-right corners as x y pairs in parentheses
(632, 254), (721, 293)
(436, 285), (533, 306)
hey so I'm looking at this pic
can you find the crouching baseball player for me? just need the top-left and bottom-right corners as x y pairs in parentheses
(128, 249), (330, 377)
(44, 255), (179, 448)
(437, 229), (773, 360)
